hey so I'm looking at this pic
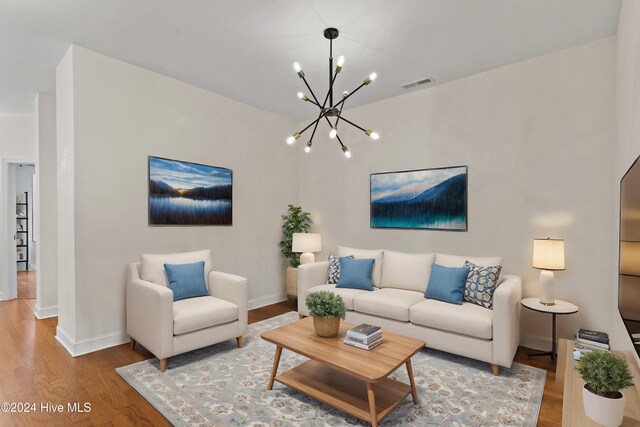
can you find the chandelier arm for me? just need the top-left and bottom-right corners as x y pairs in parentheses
(301, 76), (322, 106)
(333, 82), (366, 110)
(306, 98), (322, 108)
(295, 109), (333, 136)
(309, 114), (321, 142)
(337, 115), (367, 133)
(334, 99), (346, 128)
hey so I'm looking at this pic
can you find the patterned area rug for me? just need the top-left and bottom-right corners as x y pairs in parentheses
(117, 312), (546, 426)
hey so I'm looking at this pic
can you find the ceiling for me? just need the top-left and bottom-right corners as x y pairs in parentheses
(0, 0), (621, 121)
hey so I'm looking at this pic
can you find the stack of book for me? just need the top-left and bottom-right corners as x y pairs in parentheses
(344, 323), (383, 350)
(573, 328), (610, 360)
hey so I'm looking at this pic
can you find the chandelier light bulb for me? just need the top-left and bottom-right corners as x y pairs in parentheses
(293, 62), (302, 72)
(329, 128), (337, 139)
(342, 91), (349, 98)
(364, 72), (378, 85)
(305, 141), (312, 153)
(366, 129), (380, 140)
(286, 133), (301, 145)
(297, 92), (304, 99)
(337, 55), (345, 67)
(342, 146), (351, 158)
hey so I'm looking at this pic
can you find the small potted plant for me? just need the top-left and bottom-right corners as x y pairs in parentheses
(305, 291), (346, 337)
(576, 351), (634, 427)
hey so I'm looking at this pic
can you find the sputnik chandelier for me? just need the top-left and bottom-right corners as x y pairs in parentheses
(286, 27), (380, 158)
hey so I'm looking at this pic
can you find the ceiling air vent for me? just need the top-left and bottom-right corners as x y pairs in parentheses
(401, 77), (434, 89)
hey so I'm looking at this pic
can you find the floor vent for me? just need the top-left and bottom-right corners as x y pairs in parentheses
(402, 77), (434, 89)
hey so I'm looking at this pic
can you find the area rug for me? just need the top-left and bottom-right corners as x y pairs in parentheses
(117, 312), (546, 426)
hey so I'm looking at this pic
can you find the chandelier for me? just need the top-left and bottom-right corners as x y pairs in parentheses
(286, 27), (380, 158)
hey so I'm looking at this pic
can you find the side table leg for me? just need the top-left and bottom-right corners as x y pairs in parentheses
(267, 346), (282, 390)
(367, 382), (378, 427)
(406, 359), (419, 404)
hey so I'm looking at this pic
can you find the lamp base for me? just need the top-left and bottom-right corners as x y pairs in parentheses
(300, 252), (315, 265)
(539, 269), (555, 306)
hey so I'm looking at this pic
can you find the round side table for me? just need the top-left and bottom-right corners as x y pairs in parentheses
(521, 298), (578, 370)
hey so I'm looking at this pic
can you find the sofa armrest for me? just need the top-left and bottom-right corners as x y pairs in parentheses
(297, 261), (329, 315)
(209, 271), (248, 335)
(492, 274), (523, 368)
(126, 264), (174, 359)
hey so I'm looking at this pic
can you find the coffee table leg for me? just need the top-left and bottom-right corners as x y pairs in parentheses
(366, 382), (378, 427)
(267, 346), (282, 390)
(406, 359), (419, 404)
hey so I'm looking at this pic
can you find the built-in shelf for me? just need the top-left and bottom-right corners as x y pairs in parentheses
(16, 192), (29, 271)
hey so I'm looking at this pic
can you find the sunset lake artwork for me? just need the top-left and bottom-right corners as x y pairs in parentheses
(148, 156), (232, 226)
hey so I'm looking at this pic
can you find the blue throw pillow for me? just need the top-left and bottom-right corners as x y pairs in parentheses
(164, 261), (209, 301)
(425, 264), (471, 305)
(336, 258), (375, 291)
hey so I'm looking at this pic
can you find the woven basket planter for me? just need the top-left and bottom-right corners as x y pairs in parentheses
(312, 316), (341, 337)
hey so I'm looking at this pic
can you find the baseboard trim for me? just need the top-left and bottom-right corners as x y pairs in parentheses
(56, 326), (129, 357)
(520, 334), (552, 352)
(34, 304), (58, 319)
(248, 293), (287, 310)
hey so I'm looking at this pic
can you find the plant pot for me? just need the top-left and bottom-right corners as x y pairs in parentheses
(312, 316), (341, 337)
(582, 385), (625, 427)
(286, 266), (298, 306)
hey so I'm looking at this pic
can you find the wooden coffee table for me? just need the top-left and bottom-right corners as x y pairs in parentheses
(261, 317), (425, 426)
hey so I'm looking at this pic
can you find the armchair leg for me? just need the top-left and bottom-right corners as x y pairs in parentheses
(491, 364), (500, 376)
(236, 336), (243, 348)
(159, 358), (167, 372)
(129, 338), (136, 351)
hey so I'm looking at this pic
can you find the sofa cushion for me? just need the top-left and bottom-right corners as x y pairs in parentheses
(381, 250), (435, 292)
(338, 246), (384, 288)
(173, 296), (238, 335)
(425, 264), (470, 305)
(410, 299), (493, 339)
(141, 249), (213, 288)
(164, 261), (209, 301)
(337, 258), (375, 291)
(436, 253), (503, 281)
(306, 284), (371, 311)
(353, 288), (425, 322)
(463, 261), (503, 309)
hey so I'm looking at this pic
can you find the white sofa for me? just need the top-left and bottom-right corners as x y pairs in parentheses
(297, 247), (522, 375)
(127, 249), (248, 372)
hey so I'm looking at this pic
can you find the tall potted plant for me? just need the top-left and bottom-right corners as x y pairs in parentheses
(305, 291), (346, 337)
(577, 351), (634, 427)
(280, 204), (311, 304)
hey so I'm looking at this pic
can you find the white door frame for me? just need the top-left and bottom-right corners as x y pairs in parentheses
(1, 157), (36, 300)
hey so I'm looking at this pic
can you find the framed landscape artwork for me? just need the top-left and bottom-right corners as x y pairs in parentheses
(148, 156), (232, 226)
(370, 165), (468, 231)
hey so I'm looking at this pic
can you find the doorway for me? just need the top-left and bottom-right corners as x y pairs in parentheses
(1, 158), (36, 301)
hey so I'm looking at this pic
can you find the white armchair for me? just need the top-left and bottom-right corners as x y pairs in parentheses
(126, 249), (248, 372)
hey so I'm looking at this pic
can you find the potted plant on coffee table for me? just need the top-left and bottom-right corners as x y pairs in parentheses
(305, 291), (346, 338)
(576, 350), (634, 427)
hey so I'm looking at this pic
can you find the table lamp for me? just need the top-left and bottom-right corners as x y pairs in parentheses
(532, 238), (565, 306)
(620, 241), (640, 276)
(292, 233), (321, 265)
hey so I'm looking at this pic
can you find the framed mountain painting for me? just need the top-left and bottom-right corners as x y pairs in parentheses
(148, 156), (232, 226)
(370, 165), (467, 231)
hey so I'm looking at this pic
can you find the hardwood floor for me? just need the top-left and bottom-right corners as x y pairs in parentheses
(17, 270), (36, 299)
(0, 298), (561, 426)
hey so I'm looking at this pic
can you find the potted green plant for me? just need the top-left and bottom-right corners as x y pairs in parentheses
(305, 291), (346, 337)
(280, 204), (311, 304)
(576, 351), (634, 427)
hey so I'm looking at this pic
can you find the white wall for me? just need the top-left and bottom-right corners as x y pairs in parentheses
(0, 116), (35, 158)
(299, 37), (616, 349)
(56, 46), (298, 355)
(613, 0), (640, 368)
(35, 94), (58, 318)
(15, 164), (35, 271)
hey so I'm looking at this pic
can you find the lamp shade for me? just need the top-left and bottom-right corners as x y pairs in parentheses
(292, 233), (321, 253)
(620, 241), (640, 276)
(532, 238), (565, 270)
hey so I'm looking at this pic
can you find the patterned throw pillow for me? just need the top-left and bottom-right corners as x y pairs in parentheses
(328, 254), (354, 284)
(463, 261), (503, 309)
